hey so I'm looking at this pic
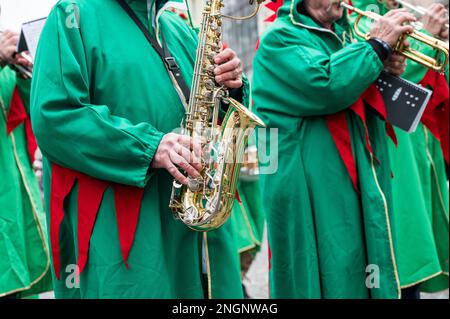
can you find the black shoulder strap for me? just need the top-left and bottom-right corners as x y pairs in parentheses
(116, 0), (190, 103)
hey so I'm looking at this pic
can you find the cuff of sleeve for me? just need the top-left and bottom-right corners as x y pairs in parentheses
(138, 129), (165, 188)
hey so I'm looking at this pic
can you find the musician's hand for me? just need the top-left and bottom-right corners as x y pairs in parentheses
(384, 54), (407, 76)
(151, 133), (203, 185)
(15, 51), (33, 69)
(422, 3), (448, 37)
(214, 48), (243, 89)
(370, 9), (416, 47)
(0, 30), (19, 66)
(439, 25), (449, 41)
(385, 0), (400, 10)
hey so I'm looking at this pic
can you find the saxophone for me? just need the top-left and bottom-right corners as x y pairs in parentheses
(169, 0), (266, 231)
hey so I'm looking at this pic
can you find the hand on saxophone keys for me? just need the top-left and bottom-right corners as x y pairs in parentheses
(213, 47), (243, 89)
(151, 133), (203, 185)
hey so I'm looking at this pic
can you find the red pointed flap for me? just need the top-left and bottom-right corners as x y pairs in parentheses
(50, 164), (77, 280)
(420, 70), (449, 164)
(76, 176), (108, 274)
(363, 84), (387, 120)
(6, 87), (27, 135)
(326, 111), (359, 192)
(113, 185), (145, 268)
(24, 120), (37, 163)
(350, 97), (375, 156)
(6, 87), (38, 163)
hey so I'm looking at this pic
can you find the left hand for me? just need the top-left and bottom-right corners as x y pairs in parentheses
(214, 48), (243, 89)
(384, 53), (407, 76)
(422, 3), (448, 38)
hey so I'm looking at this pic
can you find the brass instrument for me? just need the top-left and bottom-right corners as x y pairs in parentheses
(395, 0), (449, 29)
(10, 52), (33, 78)
(341, 1), (449, 73)
(169, 0), (266, 231)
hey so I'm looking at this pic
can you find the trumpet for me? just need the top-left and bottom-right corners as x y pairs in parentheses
(10, 52), (33, 79)
(395, 0), (449, 29)
(341, 1), (449, 73)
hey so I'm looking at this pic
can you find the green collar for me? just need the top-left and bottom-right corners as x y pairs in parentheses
(278, 0), (351, 45)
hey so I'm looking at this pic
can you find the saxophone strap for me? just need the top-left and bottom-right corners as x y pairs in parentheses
(117, 0), (191, 104)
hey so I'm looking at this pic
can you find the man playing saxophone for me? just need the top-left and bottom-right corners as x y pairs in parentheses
(253, 0), (416, 298)
(31, 0), (248, 299)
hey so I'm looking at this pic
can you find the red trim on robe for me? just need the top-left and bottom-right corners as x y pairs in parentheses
(50, 164), (77, 280)
(77, 178), (108, 274)
(113, 184), (145, 269)
(420, 70), (449, 164)
(6, 87), (37, 163)
(50, 163), (145, 280)
(326, 85), (394, 192)
(326, 112), (359, 191)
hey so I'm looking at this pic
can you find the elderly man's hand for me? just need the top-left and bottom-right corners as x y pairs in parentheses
(384, 54), (407, 76)
(422, 3), (448, 38)
(370, 9), (416, 48)
(151, 133), (202, 185)
(214, 48), (243, 89)
(0, 30), (20, 66)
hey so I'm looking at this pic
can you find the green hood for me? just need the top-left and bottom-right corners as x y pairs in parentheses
(278, 0), (351, 32)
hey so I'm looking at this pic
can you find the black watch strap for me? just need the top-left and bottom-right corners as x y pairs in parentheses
(368, 38), (394, 62)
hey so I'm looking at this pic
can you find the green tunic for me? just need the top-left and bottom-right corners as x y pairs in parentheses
(231, 179), (265, 255)
(253, 0), (401, 298)
(0, 66), (52, 297)
(350, 0), (449, 292)
(31, 0), (246, 298)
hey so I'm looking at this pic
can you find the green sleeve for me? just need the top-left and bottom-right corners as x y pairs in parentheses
(30, 4), (164, 188)
(253, 30), (384, 117)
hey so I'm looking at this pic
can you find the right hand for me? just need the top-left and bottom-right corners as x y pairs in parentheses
(151, 133), (203, 185)
(0, 30), (19, 66)
(369, 9), (416, 48)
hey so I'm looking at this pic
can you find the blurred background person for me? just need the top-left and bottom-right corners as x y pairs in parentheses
(0, 27), (52, 299)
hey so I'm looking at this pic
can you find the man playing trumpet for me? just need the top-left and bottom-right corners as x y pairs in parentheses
(350, 0), (449, 299)
(253, 0), (416, 298)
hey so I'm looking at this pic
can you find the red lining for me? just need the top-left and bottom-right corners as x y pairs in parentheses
(50, 163), (145, 279)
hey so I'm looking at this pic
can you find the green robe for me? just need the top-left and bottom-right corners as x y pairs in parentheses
(0, 66), (52, 297)
(231, 179), (265, 255)
(252, 0), (401, 298)
(31, 0), (246, 299)
(350, 0), (449, 292)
